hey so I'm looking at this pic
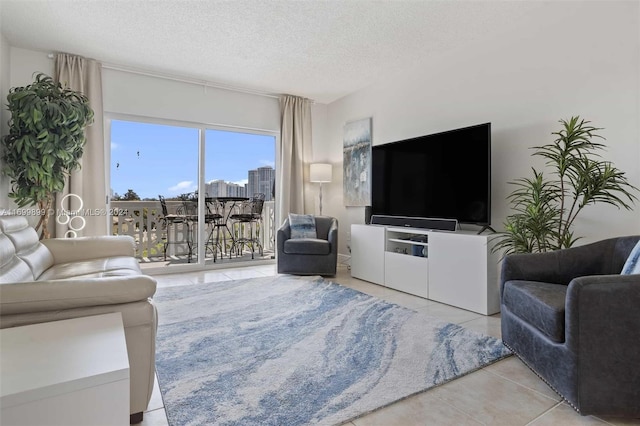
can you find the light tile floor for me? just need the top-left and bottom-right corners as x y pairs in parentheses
(141, 263), (640, 426)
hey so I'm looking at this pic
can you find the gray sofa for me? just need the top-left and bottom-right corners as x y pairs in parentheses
(0, 214), (158, 424)
(500, 235), (640, 418)
(277, 215), (338, 276)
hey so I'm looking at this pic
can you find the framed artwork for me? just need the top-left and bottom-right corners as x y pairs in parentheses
(343, 117), (372, 206)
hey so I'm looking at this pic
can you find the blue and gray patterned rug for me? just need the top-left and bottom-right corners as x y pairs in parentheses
(154, 275), (511, 426)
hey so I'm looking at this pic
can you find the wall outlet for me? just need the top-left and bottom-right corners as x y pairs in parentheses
(346, 231), (351, 242)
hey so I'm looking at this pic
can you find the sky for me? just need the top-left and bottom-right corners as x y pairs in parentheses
(110, 120), (275, 199)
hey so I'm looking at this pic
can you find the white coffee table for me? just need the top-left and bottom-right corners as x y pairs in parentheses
(0, 313), (130, 426)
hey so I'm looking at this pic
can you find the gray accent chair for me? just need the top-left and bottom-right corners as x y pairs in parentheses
(277, 216), (338, 276)
(500, 235), (640, 418)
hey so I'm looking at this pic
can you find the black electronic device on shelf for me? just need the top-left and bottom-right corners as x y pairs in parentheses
(371, 122), (491, 230)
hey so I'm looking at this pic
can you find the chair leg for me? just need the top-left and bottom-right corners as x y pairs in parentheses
(162, 224), (170, 261)
(213, 224), (223, 263)
(248, 222), (254, 259)
(186, 222), (193, 263)
(256, 219), (263, 257)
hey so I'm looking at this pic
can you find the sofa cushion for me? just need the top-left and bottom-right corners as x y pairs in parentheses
(38, 256), (142, 281)
(503, 280), (568, 343)
(621, 240), (640, 275)
(288, 213), (317, 239)
(283, 238), (330, 255)
(0, 275), (156, 315)
(0, 234), (32, 283)
(0, 215), (54, 280)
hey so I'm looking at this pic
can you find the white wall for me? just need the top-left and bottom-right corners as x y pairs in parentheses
(0, 32), (11, 208)
(319, 1), (640, 256)
(10, 48), (53, 86)
(102, 69), (279, 132)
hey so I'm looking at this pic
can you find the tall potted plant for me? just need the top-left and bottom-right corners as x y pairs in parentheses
(1, 72), (94, 238)
(493, 116), (637, 255)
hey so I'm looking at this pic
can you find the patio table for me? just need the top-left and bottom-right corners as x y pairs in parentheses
(205, 196), (248, 258)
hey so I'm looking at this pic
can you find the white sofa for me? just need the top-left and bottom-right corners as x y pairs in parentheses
(0, 215), (157, 424)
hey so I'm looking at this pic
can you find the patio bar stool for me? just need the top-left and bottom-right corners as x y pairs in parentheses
(158, 195), (188, 261)
(204, 198), (226, 262)
(230, 193), (265, 259)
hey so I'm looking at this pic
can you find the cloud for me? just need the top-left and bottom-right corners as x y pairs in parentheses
(168, 181), (196, 193)
(231, 179), (248, 186)
(260, 160), (275, 168)
(111, 141), (119, 150)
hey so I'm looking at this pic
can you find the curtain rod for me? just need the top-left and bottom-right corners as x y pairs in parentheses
(47, 53), (279, 100)
(48, 53), (314, 103)
(101, 62), (282, 100)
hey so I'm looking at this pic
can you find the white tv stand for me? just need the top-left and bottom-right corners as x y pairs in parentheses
(351, 224), (500, 315)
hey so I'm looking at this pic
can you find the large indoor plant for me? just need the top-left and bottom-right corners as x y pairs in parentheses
(493, 116), (637, 255)
(1, 72), (94, 239)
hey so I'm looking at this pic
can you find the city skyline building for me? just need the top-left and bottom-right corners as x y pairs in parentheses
(111, 166), (275, 200)
(247, 170), (260, 200)
(247, 166), (275, 201)
(209, 166), (275, 200)
(205, 179), (247, 198)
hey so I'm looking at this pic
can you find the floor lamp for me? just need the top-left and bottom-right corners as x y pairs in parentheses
(310, 163), (332, 216)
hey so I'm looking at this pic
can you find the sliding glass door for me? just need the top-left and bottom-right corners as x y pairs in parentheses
(108, 117), (276, 272)
(204, 129), (276, 261)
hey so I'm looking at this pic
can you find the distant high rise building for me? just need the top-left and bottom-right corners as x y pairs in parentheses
(247, 170), (260, 199)
(205, 180), (226, 197)
(206, 180), (246, 197)
(226, 182), (246, 197)
(258, 166), (275, 201)
(247, 166), (275, 201)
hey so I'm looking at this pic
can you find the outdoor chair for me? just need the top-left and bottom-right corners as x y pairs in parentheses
(159, 195), (188, 261)
(180, 196), (220, 263)
(230, 193), (265, 259)
(204, 198), (227, 262)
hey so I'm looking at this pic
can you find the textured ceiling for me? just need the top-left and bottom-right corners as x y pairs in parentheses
(0, 0), (545, 104)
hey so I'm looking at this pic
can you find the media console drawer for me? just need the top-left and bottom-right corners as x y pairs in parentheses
(384, 251), (428, 298)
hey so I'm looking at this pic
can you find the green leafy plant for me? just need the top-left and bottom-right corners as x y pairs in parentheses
(1, 73), (94, 238)
(493, 116), (638, 255)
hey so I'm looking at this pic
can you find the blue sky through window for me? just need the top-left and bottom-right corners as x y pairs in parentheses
(110, 120), (275, 199)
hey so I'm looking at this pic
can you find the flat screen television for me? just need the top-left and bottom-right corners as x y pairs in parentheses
(371, 123), (491, 226)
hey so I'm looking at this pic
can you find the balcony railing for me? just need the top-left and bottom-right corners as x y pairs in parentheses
(111, 200), (275, 262)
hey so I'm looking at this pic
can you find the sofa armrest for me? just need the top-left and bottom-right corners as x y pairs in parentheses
(499, 238), (626, 297)
(565, 274), (640, 349)
(564, 274), (640, 406)
(277, 219), (291, 251)
(0, 275), (157, 316)
(328, 219), (338, 254)
(41, 235), (136, 263)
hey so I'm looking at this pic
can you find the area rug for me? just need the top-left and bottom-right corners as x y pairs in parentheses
(154, 275), (511, 426)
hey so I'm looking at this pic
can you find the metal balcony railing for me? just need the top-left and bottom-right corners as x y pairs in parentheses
(111, 200), (275, 262)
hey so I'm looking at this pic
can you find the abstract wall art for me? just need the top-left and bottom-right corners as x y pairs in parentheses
(343, 117), (372, 206)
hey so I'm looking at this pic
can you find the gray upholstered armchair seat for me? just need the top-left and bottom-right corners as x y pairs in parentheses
(277, 216), (338, 276)
(500, 235), (640, 418)
(283, 238), (331, 255)
(502, 281), (568, 343)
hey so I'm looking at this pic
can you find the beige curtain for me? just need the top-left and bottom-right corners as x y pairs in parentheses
(278, 95), (312, 226)
(54, 53), (107, 237)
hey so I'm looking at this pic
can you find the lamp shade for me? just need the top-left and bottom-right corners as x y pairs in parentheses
(310, 163), (332, 183)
